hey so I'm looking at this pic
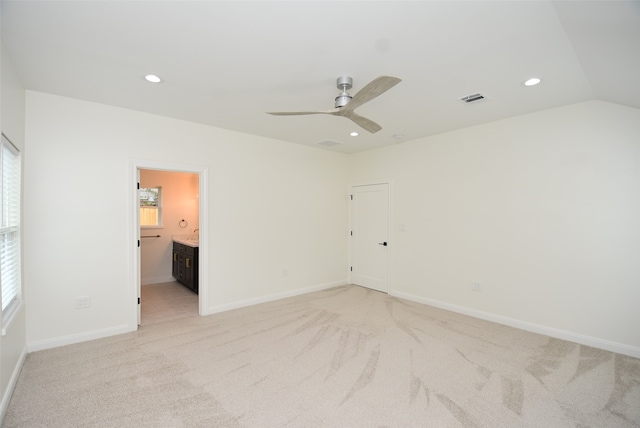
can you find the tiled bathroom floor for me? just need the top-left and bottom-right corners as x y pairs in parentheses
(140, 281), (198, 326)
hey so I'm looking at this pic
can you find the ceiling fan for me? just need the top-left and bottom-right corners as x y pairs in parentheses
(267, 75), (401, 133)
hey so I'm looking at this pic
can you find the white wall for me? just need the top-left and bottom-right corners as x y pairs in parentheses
(140, 170), (199, 285)
(19, 90), (640, 357)
(0, 44), (27, 419)
(350, 100), (640, 356)
(24, 91), (350, 349)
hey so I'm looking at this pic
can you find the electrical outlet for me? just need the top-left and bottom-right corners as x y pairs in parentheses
(76, 296), (91, 309)
(471, 282), (482, 292)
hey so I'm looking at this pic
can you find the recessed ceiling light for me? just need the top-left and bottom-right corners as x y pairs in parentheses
(524, 77), (541, 87)
(144, 74), (163, 83)
(350, 131), (359, 137)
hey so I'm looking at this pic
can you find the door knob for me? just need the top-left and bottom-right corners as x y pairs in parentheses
(378, 242), (388, 246)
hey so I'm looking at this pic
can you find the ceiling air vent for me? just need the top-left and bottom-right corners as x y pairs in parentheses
(460, 93), (487, 104)
(316, 139), (343, 147)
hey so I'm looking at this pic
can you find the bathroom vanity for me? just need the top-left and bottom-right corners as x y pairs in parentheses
(172, 237), (198, 294)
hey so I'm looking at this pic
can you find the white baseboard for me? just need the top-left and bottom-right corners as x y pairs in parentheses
(24, 281), (348, 353)
(141, 275), (175, 285)
(207, 279), (348, 315)
(26, 324), (133, 353)
(390, 289), (640, 359)
(0, 345), (27, 423)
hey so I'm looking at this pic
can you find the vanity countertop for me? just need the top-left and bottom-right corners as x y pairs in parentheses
(172, 234), (199, 247)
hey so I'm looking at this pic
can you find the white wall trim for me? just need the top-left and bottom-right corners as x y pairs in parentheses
(390, 289), (640, 359)
(0, 345), (27, 423)
(207, 280), (348, 315)
(27, 324), (132, 353)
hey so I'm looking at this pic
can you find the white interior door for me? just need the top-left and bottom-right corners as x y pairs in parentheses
(350, 183), (389, 293)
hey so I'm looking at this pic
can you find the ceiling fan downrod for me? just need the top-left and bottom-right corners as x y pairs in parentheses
(334, 76), (353, 108)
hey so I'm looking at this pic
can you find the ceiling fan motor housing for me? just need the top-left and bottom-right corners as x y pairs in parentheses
(335, 76), (353, 108)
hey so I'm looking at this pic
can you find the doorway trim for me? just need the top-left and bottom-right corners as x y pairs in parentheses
(348, 179), (392, 293)
(129, 158), (209, 329)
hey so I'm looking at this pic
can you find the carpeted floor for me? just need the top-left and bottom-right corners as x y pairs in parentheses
(3, 285), (640, 427)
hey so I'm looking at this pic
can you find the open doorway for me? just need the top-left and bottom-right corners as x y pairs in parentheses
(129, 159), (208, 329)
(139, 169), (199, 325)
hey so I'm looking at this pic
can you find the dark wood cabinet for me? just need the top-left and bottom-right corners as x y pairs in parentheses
(172, 241), (198, 294)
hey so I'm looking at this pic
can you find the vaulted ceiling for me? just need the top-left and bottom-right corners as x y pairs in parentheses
(2, 1), (639, 153)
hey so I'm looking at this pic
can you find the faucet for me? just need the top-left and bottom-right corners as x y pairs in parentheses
(193, 229), (199, 234)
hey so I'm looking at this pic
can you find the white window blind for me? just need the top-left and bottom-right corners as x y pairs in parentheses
(1, 134), (21, 314)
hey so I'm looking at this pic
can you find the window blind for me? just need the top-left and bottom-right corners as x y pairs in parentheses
(1, 135), (21, 312)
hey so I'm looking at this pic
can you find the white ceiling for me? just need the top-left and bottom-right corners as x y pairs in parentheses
(2, 1), (639, 154)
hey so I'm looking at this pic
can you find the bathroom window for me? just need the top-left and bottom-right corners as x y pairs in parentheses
(140, 186), (162, 228)
(1, 134), (22, 335)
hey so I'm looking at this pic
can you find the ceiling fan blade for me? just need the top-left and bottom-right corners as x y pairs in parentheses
(342, 111), (382, 133)
(344, 76), (401, 111)
(267, 109), (340, 116)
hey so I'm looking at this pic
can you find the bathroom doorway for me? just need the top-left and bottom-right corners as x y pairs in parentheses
(130, 159), (208, 328)
(139, 169), (198, 325)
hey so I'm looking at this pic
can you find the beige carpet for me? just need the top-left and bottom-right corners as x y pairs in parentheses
(4, 285), (640, 427)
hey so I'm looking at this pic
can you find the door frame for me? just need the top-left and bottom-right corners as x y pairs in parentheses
(348, 179), (392, 293)
(129, 159), (209, 329)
